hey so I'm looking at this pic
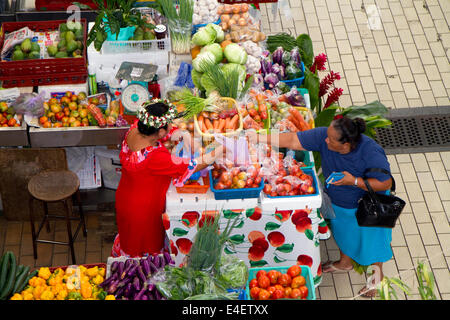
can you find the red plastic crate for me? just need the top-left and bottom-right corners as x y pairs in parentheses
(35, 0), (101, 11)
(0, 19), (88, 88)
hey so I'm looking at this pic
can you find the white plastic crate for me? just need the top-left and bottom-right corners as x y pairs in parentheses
(100, 7), (171, 55)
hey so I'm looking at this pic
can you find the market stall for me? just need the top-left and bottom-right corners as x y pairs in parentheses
(0, 0), (331, 302)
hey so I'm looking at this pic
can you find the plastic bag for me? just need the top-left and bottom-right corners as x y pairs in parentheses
(12, 91), (46, 117)
(216, 255), (248, 289)
(1, 27), (35, 61)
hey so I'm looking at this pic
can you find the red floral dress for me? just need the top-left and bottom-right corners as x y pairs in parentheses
(112, 120), (196, 258)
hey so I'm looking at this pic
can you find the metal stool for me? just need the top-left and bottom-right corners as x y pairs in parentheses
(27, 170), (87, 264)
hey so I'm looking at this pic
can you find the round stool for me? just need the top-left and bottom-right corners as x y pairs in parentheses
(28, 170), (87, 264)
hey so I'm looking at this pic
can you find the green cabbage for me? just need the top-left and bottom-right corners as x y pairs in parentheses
(200, 43), (223, 64)
(209, 24), (224, 43)
(221, 63), (246, 83)
(192, 25), (216, 46)
(191, 69), (204, 91)
(223, 43), (247, 65)
(200, 72), (217, 95)
(192, 51), (216, 73)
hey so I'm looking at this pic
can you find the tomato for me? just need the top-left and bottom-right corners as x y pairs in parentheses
(277, 274), (290, 287)
(258, 275), (270, 289)
(249, 279), (258, 289)
(290, 288), (301, 299)
(287, 265), (301, 278)
(285, 274), (292, 286)
(274, 284), (284, 291)
(267, 270), (279, 285)
(258, 289), (271, 300)
(267, 285), (276, 297)
(250, 287), (260, 300)
(256, 270), (267, 279)
(284, 287), (292, 298)
(299, 285), (308, 299)
(272, 289), (284, 300)
(291, 275), (306, 289)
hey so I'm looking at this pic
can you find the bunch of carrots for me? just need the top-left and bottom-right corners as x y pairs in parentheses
(197, 110), (241, 134)
(287, 107), (311, 131)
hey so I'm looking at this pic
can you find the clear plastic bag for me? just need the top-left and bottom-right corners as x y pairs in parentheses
(12, 91), (46, 117)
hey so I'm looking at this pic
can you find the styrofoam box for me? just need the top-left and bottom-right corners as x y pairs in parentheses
(38, 82), (89, 100)
(95, 146), (122, 190)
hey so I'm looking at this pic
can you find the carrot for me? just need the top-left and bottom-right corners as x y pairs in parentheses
(228, 114), (239, 130)
(289, 107), (310, 131)
(218, 118), (226, 132)
(287, 115), (301, 131)
(224, 117), (231, 131)
(197, 115), (206, 133)
(278, 95), (289, 103)
(204, 118), (214, 132)
(213, 119), (219, 131)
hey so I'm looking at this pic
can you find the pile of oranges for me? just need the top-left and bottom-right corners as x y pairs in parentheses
(248, 265), (309, 300)
(0, 101), (20, 127)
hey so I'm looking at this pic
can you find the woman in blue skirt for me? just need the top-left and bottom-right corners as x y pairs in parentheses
(250, 115), (393, 298)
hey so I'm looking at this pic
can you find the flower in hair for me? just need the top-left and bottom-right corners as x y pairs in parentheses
(137, 99), (177, 129)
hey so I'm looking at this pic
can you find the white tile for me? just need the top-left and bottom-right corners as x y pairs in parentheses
(430, 211), (450, 234)
(418, 223), (440, 245)
(405, 182), (425, 202)
(399, 162), (418, 182)
(411, 202), (432, 224)
(405, 234), (427, 258)
(416, 172), (436, 192)
(319, 286), (338, 300)
(429, 161), (448, 181)
(393, 247), (414, 270)
(424, 191), (444, 212)
(333, 273), (353, 298)
(400, 213), (419, 235)
(410, 153), (429, 172)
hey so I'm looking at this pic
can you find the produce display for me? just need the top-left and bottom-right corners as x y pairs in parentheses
(47, 22), (85, 59)
(261, 46), (304, 89)
(211, 163), (263, 190)
(196, 109), (240, 134)
(248, 266), (309, 300)
(100, 253), (174, 300)
(217, 3), (251, 31)
(38, 91), (127, 128)
(193, 0), (221, 25)
(0, 251), (36, 300)
(0, 101), (21, 127)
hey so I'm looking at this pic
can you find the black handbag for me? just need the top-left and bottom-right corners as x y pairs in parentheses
(356, 168), (406, 228)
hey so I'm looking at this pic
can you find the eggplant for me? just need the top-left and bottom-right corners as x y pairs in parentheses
(163, 252), (173, 265)
(115, 285), (126, 298)
(133, 276), (141, 292)
(110, 261), (119, 273)
(137, 265), (147, 283)
(153, 255), (161, 269)
(147, 292), (154, 300)
(98, 274), (115, 288)
(146, 282), (155, 292)
(272, 47), (284, 65)
(141, 258), (151, 276)
(120, 262), (133, 279)
(282, 51), (292, 67)
(124, 258), (133, 269)
(134, 288), (147, 300)
(148, 260), (157, 273)
(124, 282), (133, 297)
(264, 73), (279, 89)
(117, 261), (124, 276)
(141, 294), (149, 300)
(290, 46), (302, 68)
(108, 279), (120, 294)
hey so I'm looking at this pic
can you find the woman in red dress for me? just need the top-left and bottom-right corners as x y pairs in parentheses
(112, 99), (222, 258)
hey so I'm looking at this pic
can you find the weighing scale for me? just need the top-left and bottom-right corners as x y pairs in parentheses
(115, 62), (159, 124)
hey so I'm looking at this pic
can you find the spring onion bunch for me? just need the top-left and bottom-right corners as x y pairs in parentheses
(156, 0), (194, 54)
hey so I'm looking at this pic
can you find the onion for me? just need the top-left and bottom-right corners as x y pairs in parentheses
(221, 14), (230, 23)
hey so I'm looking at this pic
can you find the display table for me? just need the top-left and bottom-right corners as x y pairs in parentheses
(164, 167), (330, 287)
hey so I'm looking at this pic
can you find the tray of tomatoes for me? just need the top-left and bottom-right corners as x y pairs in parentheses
(245, 265), (315, 300)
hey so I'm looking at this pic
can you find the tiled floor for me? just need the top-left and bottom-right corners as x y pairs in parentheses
(1, 0), (449, 301)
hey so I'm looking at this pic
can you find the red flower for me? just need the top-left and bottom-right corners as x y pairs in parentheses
(324, 88), (344, 109)
(310, 53), (327, 73)
(333, 114), (343, 120)
(319, 71), (341, 97)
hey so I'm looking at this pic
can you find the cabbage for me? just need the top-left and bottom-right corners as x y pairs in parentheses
(221, 63), (246, 83)
(223, 43), (247, 65)
(200, 72), (217, 95)
(191, 69), (204, 91)
(200, 43), (223, 64)
(209, 23), (224, 43)
(192, 25), (216, 46)
(192, 51), (216, 73)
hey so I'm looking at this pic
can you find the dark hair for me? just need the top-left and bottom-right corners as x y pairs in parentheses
(332, 116), (366, 150)
(137, 102), (169, 136)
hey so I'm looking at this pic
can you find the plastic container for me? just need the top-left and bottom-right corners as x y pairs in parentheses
(266, 167), (319, 199)
(192, 18), (221, 34)
(49, 263), (106, 273)
(176, 174), (210, 194)
(209, 172), (264, 200)
(294, 106), (315, 129)
(0, 19), (88, 88)
(280, 61), (306, 88)
(100, 8), (170, 54)
(245, 265), (316, 300)
(194, 97), (243, 143)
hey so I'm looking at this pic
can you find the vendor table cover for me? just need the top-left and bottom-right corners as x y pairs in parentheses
(164, 176), (330, 288)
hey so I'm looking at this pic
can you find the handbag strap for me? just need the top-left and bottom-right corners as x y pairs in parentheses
(363, 168), (396, 194)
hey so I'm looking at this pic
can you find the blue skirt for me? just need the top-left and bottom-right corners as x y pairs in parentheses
(330, 204), (393, 266)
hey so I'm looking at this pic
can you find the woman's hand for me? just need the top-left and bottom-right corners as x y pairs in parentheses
(329, 171), (355, 186)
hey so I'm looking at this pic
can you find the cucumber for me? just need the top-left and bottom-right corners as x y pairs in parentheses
(15, 265), (25, 278)
(0, 252), (16, 300)
(0, 251), (11, 294)
(12, 265), (30, 295)
(16, 269), (38, 294)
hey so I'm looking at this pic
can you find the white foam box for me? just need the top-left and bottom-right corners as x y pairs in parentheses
(37, 82), (89, 100)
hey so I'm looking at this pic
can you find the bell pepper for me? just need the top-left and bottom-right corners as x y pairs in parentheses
(38, 267), (51, 280)
(66, 291), (83, 300)
(40, 290), (55, 300)
(10, 293), (23, 300)
(105, 295), (115, 300)
(80, 282), (93, 299)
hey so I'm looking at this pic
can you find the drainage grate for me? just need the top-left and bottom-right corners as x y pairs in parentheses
(374, 112), (450, 154)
